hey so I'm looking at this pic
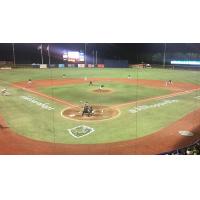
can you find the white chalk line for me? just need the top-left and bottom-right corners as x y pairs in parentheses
(13, 84), (79, 108)
(13, 83), (121, 122)
(67, 125), (95, 138)
(13, 83), (200, 121)
(112, 87), (200, 109)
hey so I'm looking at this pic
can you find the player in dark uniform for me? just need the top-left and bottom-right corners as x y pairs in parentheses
(82, 102), (94, 117)
(82, 102), (89, 116)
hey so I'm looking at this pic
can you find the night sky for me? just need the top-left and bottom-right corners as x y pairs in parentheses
(0, 43), (200, 64)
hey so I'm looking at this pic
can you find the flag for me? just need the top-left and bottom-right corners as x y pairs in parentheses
(37, 44), (42, 50)
(47, 44), (51, 65)
(37, 44), (43, 64)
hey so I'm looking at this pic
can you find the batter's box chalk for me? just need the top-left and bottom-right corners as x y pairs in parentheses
(68, 125), (95, 138)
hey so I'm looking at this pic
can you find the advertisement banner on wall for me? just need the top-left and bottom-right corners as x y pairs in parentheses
(68, 64), (76, 67)
(40, 64), (47, 69)
(58, 64), (65, 68)
(88, 64), (94, 68)
(97, 64), (104, 68)
(78, 64), (85, 68)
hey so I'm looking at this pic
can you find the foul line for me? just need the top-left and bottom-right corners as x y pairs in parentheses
(13, 84), (79, 108)
(112, 87), (200, 109)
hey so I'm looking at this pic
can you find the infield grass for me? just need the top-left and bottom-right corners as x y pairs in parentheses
(39, 82), (171, 106)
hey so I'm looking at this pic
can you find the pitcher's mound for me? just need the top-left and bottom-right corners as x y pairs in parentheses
(92, 89), (113, 93)
(62, 105), (119, 121)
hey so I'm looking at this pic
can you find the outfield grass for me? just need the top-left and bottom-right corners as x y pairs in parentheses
(0, 67), (200, 144)
(0, 67), (200, 85)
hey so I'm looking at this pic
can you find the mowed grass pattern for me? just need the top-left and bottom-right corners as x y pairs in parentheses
(39, 83), (171, 105)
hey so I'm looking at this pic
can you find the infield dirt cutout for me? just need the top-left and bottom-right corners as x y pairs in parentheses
(62, 105), (120, 121)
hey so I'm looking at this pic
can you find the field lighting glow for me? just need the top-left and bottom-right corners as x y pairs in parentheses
(171, 60), (200, 65)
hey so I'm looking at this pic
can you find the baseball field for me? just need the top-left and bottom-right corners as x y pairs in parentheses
(0, 67), (200, 154)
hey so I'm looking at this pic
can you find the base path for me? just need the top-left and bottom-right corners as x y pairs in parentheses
(13, 78), (200, 91)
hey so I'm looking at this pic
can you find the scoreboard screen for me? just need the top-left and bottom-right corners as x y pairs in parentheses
(63, 53), (68, 60)
(63, 51), (85, 62)
(171, 60), (200, 65)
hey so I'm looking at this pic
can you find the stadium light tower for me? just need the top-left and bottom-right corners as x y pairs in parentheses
(163, 43), (167, 68)
(47, 44), (51, 65)
(37, 44), (44, 64)
(41, 44), (44, 64)
(93, 49), (95, 66)
(85, 43), (87, 66)
(95, 50), (98, 65)
(12, 43), (16, 66)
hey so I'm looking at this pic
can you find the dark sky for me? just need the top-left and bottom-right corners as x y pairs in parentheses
(0, 43), (200, 64)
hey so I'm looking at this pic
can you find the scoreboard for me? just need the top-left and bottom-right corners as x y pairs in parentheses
(63, 51), (85, 62)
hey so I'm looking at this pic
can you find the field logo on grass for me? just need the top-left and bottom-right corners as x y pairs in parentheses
(129, 99), (179, 113)
(68, 125), (95, 138)
(194, 96), (200, 100)
(20, 96), (55, 111)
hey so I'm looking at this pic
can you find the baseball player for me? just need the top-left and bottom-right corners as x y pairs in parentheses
(27, 78), (32, 85)
(165, 80), (173, 86)
(89, 81), (93, 86)
(99, 84), (104, 90)
(1, 88), (7, 95)
(169, 80), (173, 85)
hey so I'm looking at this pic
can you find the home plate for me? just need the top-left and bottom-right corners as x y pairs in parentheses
(69, 114), (75, 117)
(178, 130), (194, 137)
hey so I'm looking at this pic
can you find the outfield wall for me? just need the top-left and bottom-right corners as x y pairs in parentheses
(104, 59), (128, 68)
